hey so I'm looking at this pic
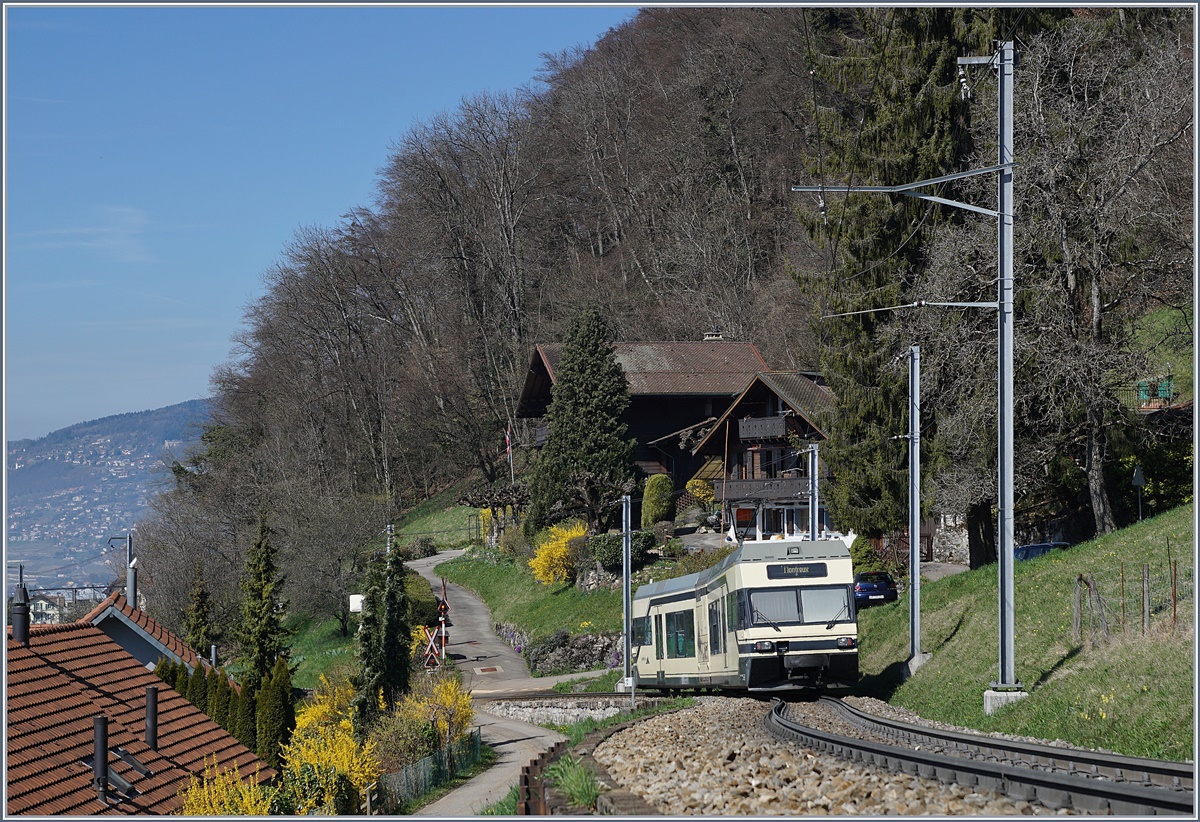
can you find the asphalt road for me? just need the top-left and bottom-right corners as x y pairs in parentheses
(405, 550), (603, 816)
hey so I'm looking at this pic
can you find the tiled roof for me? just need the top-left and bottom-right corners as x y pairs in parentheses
(82, 591), (206, 671)
(7, 622), (272, 815)
(691, 371), (836, 454)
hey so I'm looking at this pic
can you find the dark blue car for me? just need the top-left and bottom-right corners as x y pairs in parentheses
(854, 571), (898, 607)
(1015, 542), (1071, 561)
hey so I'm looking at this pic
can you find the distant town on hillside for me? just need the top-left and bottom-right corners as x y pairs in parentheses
(6, 399), (211, 598)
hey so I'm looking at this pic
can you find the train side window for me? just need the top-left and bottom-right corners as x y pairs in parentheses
(727, 590), (744, 631)
(708, 600), (723, 655)
(632, 616), (651, 647)
(665, 610), (695, 658)
(654, 614), (664, 660)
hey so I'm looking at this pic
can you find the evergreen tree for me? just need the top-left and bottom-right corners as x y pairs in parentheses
(256, 656), (295, 769)
(205, 667), (221, 715)
(173, 661), (190, 695)
(527, 307), (636, 534)
(210, 672), (232, 731)
(153, 656), (171, 683)
(187, 663), (208, 709)
(233, 685), (258, 752)
(236, 518), (291, 691)
(378, 544), (412, 708)
(641, 473), (676, 529)
(350, 575), (385, 739)
(183, 559), (218, 654)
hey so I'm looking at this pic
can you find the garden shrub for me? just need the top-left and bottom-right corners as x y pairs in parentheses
(641, 474), (675, 528)
(530, 521), (588, 584)
(587, 531), (654, 569)
(652, 520), (675, 545)
(685, 478), (715, 508)
(400, 536), (437, 560)
(498, 526), (533, 561)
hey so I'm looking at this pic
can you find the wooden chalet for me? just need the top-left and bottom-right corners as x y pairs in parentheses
(690, 371), (841, 541)
(516, 338), (772, 486)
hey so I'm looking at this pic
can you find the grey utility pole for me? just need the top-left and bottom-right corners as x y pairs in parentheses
(794, 42), (1022, 711)
(905, 346), (927, 674)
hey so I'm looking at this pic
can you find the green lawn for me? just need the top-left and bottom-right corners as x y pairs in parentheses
(856, 503), (1194, 760)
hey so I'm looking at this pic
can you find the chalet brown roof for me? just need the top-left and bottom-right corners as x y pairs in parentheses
(518, 341), (771, 417)
(7, 621), (272, 815)
(691, 371), (836, 454)
(82, 591), (206, 671)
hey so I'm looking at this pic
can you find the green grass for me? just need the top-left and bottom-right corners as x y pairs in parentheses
(285, 612), (359, 690)
(394, 487), (479, 549)
(856, 503), (1194, 760)
(552, 669), (624, 694)
(1133, 304), (1193, 400)
(436, 553), (624, 637)
(546, 696), (694, 746)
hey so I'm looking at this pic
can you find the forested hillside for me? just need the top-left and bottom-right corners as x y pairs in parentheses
(136, 8), (1193, 643)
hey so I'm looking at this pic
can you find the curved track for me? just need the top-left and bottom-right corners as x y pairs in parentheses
(765, 697), (1194, 815)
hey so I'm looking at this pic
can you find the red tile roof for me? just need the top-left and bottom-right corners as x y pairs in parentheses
(7, 622), (272, 815)
(81, 591), (207, 671)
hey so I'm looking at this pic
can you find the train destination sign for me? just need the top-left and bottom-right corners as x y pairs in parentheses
(766, 562), (828, 580)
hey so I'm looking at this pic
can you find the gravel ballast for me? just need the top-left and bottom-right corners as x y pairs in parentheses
(592, 697), (1079, 815)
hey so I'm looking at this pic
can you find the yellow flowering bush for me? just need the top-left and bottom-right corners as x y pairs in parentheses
(529, 520), (587, 584)
(178, 757), (273, 816)
(396, 671), (475, 747)
(686, 478), (715, 507)
(278, 675), (382, 814)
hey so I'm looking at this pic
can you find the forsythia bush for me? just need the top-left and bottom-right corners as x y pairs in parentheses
(686, 478), (715, 507)
(279, 674), (382, 814)
(178, 757), (273, 815)
(395, 672), (475, 748)
(529, 520), (587, 584)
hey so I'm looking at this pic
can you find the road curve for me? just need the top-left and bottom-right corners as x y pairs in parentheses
(404, 549), (605, 816)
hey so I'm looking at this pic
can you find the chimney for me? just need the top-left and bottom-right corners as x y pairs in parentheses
(703, 327), (724, 342)
(11, 566), (30, 646)
(126, 558), (138, 608)
(145, 686), (158, 750)
(93, 715), (109, 804)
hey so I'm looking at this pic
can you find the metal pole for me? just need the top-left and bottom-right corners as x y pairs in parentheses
(622, 495), (634, 709)
(909, 346), (922, 659)
(994, 40), (1019, 691)
(808, 445), (820, 539)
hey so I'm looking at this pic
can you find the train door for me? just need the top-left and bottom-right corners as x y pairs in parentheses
(707, 588), (730, 678)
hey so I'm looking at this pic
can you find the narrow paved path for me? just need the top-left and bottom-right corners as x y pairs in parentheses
(404, 550), (602, 816)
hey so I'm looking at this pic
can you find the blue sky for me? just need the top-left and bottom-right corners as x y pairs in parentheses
(4, 4), (638, 442)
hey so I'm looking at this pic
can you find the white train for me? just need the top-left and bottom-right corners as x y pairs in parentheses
(631, 537), (858, 692)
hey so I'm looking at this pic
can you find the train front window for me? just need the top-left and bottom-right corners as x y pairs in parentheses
(748, 586), (851, 626)
(802, 586), (850, 624)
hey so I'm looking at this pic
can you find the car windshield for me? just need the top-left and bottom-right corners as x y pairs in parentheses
(858, 573), (890, 584)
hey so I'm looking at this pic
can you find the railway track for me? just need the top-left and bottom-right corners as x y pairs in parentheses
(765, 696), (1195, 815)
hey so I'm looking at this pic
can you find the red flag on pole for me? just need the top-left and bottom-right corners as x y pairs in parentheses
(505, 425), (511, 456)
(442, 577), (448, 611)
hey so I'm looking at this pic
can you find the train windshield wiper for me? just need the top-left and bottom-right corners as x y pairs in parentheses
(826, 602), (849, 629)
(752, 609), (782, 632)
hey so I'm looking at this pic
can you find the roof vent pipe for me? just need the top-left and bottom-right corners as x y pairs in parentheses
(93, 715), (109, 804)
(145, 686), (158, 750)
(126, 557), (138, 608)
(11, 566), (31, 647)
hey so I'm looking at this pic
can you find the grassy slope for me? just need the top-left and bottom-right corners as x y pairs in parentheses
(856, 503), (1194, 760)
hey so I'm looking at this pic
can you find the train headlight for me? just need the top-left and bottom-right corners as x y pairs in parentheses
(753, 640), (775, 653)
(836, 637), (857, 650)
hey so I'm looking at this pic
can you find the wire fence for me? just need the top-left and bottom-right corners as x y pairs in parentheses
(376, 727), (483, 812)
(1073, 559), (1194, 647)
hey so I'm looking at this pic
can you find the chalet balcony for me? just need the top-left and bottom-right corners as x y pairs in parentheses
(716, 476), (810, 502)
(738, 415), (787, 440)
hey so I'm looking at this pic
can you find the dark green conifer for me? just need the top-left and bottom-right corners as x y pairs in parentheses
(527, 307), (635, 533)
(236, 518), (291, 692)
(255, 656), (295, 769)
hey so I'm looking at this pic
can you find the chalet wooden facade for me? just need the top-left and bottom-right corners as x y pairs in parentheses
(516, 339), (772, 487)
(690, 371), (841, 541)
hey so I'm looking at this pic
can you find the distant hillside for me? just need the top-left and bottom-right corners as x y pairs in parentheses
(6, 399), (212, 593)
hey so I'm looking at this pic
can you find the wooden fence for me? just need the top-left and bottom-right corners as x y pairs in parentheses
(516, 739), (569, 815)
(1073, 558), (1193, 646)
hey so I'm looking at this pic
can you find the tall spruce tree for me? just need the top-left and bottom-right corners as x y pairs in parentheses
(527, 307), (636, 534)
(796, 8), (978, 552)
(378, 542), (412, 707)
(236, 518), (291, 691)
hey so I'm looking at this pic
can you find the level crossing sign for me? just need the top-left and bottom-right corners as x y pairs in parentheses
(422, 625), (440, 669)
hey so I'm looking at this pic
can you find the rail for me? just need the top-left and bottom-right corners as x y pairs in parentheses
(765, 697), (1194, 815)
